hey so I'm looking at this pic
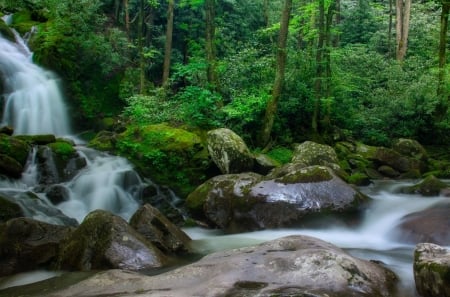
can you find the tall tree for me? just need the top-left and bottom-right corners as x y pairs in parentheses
(205, 0), (217, 88)
(436, 0), (450, 117)
(259, 0), (292, 147)
(162, 0), (175, 87)
(396, 0), (411, 61)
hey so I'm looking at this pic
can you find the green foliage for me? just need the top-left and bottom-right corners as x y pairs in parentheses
(266, 147), (293, 164)
(174, 86), (224, 128)
(122, 91), (181, 125)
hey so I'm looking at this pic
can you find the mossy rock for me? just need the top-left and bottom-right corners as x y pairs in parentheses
(0, 154), (23, 178)
(47, 141), (76, 160)
(11, 11), (40, 35)
(88, 131), (116, 152)
(15, 134), (56, 145)
(0, 195), (23, 223)
(401, 175), (449, 196)
(347, 172), (371, 186)
(0, 19), (15, 42)
(0, 134), (31, 166)
(116, 124), (212, 198)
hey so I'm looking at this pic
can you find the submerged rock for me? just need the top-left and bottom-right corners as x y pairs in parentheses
(414, 243), (450, 297)
(400, 175), (450, 196)
(45, 235), (398, 297)
(0, 217), (74, 277)
(56, 210), (167, 271)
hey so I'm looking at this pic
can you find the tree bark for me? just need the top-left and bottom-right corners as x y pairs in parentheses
(138, 0), (145, 94)
(263, 0), (270, 27)
(124, 0), (130, 36)
(436, 1), (450, 117)
(205, 0), (217, 88)
(396, 0), (411, 61)
(162, 0), (175, 87)
(259, 0), (292, 147)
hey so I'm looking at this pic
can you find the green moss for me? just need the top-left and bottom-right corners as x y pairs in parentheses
(347, 172), (371, 186)
(11, 11), (40, 35)
(185, 183), (211, 216)
(278, 166), (333, 184)
(48, 141), (76, 160)
(267, 147), (293, 165)
(0, 134), (31, 165)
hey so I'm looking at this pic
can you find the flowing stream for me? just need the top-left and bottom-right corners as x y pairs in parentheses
(0, 22), (449, 297)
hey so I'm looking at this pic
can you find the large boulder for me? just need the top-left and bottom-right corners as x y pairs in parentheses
(400, 175), (450, 196)
(292, 141), (340, 169)
(0, 154), (23, 178)
(392, 138), (428, 161)
(414, 243), (450, 297)
(393, 205), (450, 245)
(44, 235), (398, 297)
(0, 218), (74, 276)
(186, 165), (369, 233)
(0, 194), (23, 223)
(207, 128), (254, 174)
(56, 210), (167, 271)
(0, 134), (31, 177)
(129, 204), (191, 255)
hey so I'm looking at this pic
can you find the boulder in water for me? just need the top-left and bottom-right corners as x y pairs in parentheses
(414, 243), (450, 297)
(0, 134), (31, 167)
(186, 166), (369, 232)
(207, 128), (254, 174)
(44, 235), (398, 297)
(0, 194), (23, 223)
(129, 204), (191, 255)
(0, 217), (75, 277)
(400, 175), (450, 196)
(57, 210), (167, 271)
(0, 153), (23, 178)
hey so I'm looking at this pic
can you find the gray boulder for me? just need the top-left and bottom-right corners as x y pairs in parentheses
(56, 210), (167, 271)
(414, 243), (450, 297)
(186, 166), (369, 232)
(129, 204), (191, 254)
(0, 217), (74, 276)
(292, 141), (340, 169)
(45, 235), (398, 297)
(207, 128), (254, 174)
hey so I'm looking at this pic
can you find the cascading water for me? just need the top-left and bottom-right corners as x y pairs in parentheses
(0, 30), (70, 136)
(0, 26), (144, 223)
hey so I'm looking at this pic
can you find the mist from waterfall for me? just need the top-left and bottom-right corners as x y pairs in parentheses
(0, 30), (71, 136)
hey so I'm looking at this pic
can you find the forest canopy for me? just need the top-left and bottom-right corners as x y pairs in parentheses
(1, 0), (450, 147)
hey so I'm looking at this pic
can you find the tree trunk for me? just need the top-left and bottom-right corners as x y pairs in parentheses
(396, 0), (411, 61)
(205, 0), (217, 89)
(312, 0), (326, 134)
(138, 0), (145, 94)
(263, 0), (270, 27)
(124, 0), (130, 36)
(388, 0), (393, 57)
(259, 0), (292, 147)
(162, 0), (175, 87)
(436, 1), (450, 117)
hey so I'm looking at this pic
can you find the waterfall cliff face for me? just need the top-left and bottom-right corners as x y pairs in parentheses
(0, 32), (71, 136)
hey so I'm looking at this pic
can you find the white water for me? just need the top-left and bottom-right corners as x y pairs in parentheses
(0, 30), (70, 136)
(184, 180), (450, 297)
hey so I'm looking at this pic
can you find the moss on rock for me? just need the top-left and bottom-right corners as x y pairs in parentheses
(0, 134), (31, 166)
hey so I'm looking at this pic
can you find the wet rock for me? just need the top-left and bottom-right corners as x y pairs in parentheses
(0, 134), (31, 166)
(400, 175), (449, 196)
(0, 153), (23, 178)
(129, 204), (191, 254)
(394, 205), (450, 245)
(292, 141), (340, 169)
(186, 166), (369, 232)
(15, 134), (56, 145)
(0, 126), (13, 136)
(0, 194), (23, 223)
(253, 153), (280, 175)
(0, 217), (74, 277)
(393, 138), (428, 161)
(414, 243), (450, 297)
(45, 235), (398, 297)
(207, 128), (254, 174)
(57, 210), (167, 271)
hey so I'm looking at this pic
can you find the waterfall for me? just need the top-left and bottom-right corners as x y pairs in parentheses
(0, 30), (71, 136)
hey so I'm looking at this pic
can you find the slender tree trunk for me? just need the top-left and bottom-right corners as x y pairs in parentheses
(138, 0), (145, 94)
(312, 0), (326, 134)
(388, 0), (393, 57)
(205, 0), (217, 89)
(114, 0), (121, 22)
(333, 0), (340, 47)
(396, 0), (411, 61)
(436, 1), (450, 118)
(124, 0), (130, 36)
(162, 0), (175, 87)
(259, 0), (292, 147)
(263, 0), (270, 27)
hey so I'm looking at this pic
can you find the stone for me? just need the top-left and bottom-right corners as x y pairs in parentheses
(44, 235), (398, 297)
(187, 166), (369, 233)
(400, 175), (449, 197)
(414, 243), (450, 297)
(129, 204), (191, 254)
(207, 128), (254, 174)
(57, 210), (167, 271)
(292, 141), (340, 169)
(0, 218), (74, 277)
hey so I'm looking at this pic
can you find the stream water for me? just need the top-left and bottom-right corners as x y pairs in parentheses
(0, 23), (449, 297)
